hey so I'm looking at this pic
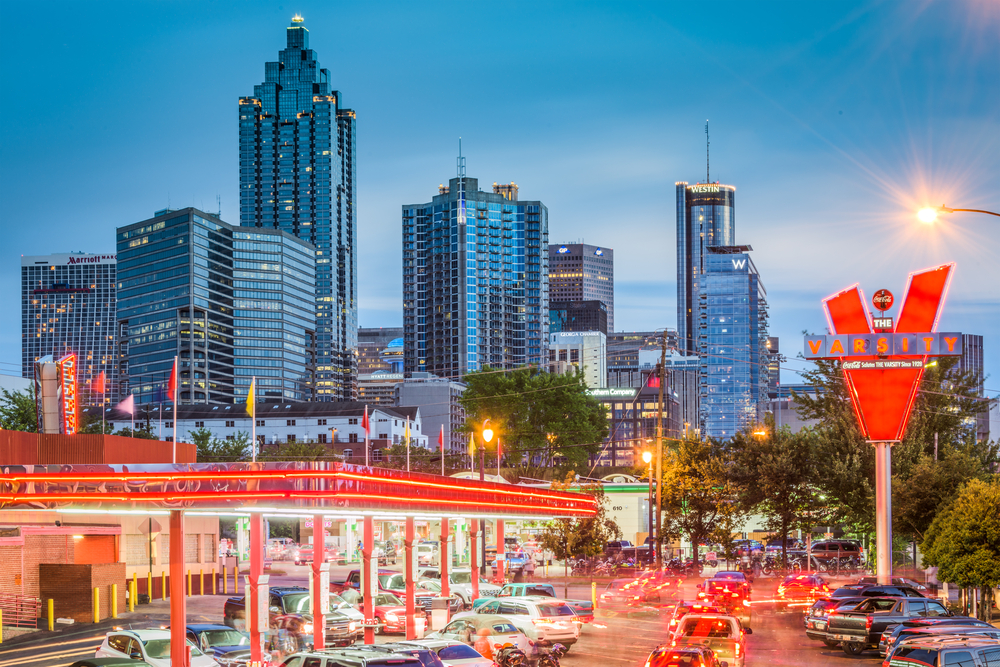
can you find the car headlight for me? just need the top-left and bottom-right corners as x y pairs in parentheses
(349, 621), (357, 631)
(302, 623), (313, 633)
(386, 612), (398, 621)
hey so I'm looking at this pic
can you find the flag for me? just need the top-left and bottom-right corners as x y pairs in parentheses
(404, 418), (410, 444)
(245, 377), (255, 418)
(167, 358), (178, 401)
(361, 405), (370, 435)
(468, 432), (475, 459)
(438, 425), (444, 453)
(90, 371), (106, 394)
(116, 394), (135, 416)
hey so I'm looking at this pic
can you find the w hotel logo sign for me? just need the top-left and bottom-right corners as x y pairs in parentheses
(803, 264), (960, 442)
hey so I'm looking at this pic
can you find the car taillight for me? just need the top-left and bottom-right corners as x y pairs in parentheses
(866, 616), (873, 631)
(735, 641), (741, 656)
(732, 592), (739, 597)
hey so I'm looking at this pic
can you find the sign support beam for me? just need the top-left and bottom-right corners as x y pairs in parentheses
(874, 441), (893, 585)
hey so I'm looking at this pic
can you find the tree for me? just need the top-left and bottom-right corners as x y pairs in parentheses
(260, 440), (329, 461)
(730, 424), (831, 567)
(460, 366), (609, 477)
(195, 430), (252, 462)
(922, 478), (1000, 622)
(660, 438), (744, 567)
(540, 473), (621, 591)
(0, 388), (37, 432)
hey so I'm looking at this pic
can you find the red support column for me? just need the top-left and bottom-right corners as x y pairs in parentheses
(496, 519), (505, 584)
(404, 516), (416, 640)
(440, 519), (450, 599)
(362, 515), (375, 645)
(470, 519), (479, 602)
(313, 514), (326, 650)
(249, 514), (264, 664)
(169, 510), (187, 667)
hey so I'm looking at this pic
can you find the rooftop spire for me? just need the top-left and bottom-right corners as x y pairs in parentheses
(457, 137), (466, 178)
(706, 120), (710, 183)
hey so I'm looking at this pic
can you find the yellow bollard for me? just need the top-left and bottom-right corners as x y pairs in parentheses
(200, 569), (204, 596)
(129, 579), (135, 613)
(591, 581), (597, 610)
(223, 566), (227, 595)
(187, 569), (192, 597)
(112, 584), (118, 618)
(1, 608), (3, 643)
(48, 599), (54, 631)
(233, 566), (238, 593)
(93, 587), (100, 623)
(161, 571), (167, 601)
(213, 567), (218, 595)
(147, 572), (152, 603)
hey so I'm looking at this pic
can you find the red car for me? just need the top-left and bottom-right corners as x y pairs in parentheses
(293, 544), (339, 565)
(777, 574), (830, 610)
(331, 585), (428, 634)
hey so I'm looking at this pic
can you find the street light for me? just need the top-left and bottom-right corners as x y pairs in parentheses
(918, 205), (1000, 224)
(479, 419), (493, 576)
(642, 451), (654, 563)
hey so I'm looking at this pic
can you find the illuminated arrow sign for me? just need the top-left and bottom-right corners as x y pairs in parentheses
(803, 263), (957, 442)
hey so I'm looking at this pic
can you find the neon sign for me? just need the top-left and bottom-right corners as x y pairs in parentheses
(57, 353), (78, 435)
(689, 185), (721, 193)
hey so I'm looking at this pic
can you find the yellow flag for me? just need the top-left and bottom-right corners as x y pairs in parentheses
(404, 419), (410, 444)
(245, 377), (255, 418)
(468, 431), (475, 459)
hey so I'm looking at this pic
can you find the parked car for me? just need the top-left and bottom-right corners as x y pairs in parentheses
(336, 588), (417, 634)
(71, 660), (154, 667)
(396, 639), (493, 667)
(473, 582), (594, 622)
(775, 574), (830, 610)
(468, 596), (580, 647)
(803, 596), (867, 647)
(884, 638), (1000, 666)
(878, 616), (996, 656)
(670, 613), (751, 667)
(644, 644), (727, 667)
(292, 543), (339, 566)
(830, 583), (926, 599)
(417, 543), (439, 565)
(826, 596), (953, 655)
(95, 629), (219, 667)
(416, 567), (503, 606)
(184, 623), (264, 666)
(338, 569), (450, 615)
(883, 624), (1000, 658)
(425, 614), (531, 654)
(275, 647), (423, 667)
(856, 575), (928, 592)
(223, 585), (361, 648)
(345, 642), (448, 667)
(417, 579), (466, 613)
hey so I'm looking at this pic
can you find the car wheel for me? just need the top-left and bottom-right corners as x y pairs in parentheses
(823, 639), (839, 648)
(842, 642), (865, 656)
(373, 622), (382, 635)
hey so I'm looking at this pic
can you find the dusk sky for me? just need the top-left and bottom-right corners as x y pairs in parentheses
(2, 0), (998, 394)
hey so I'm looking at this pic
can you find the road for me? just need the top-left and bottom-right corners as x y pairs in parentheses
(0, 564), (887, 667)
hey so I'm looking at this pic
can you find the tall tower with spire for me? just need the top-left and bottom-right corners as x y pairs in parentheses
(402, 152), (549, 378)
(239, 16), (358, 401)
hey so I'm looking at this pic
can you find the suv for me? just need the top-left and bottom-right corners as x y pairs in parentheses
(470, 595), (580, 647)
(417, 567), (502, 606)
(887, 638), (1000, 666)
(830, 583), (926, 599)
(95, 629), (218, 667)
(278, 647), (425, 667)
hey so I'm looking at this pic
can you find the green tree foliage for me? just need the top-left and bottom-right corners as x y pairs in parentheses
(194, 430), (252, 462)
(460, 366), (609, 477)
(259, 440), (329, 461)
(922, 478), (1000, 622)
(540, 474), (622, 573)
(794, 355), (995, 533)
(0, 388), (38, 432)
(730, 424), (831, 566)
(660, 438), (744, 566)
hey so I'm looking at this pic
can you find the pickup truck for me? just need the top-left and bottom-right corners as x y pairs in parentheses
(222, 585), (361, 649)
(825, 596), (954, 656)
(471, 582), (594, 622)
(671, 613), (750, 667)
(339, 569), (448, 614)
(416, 567), (502, 607)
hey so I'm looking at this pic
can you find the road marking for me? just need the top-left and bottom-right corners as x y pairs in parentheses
(0, 634), (103, 654)
(2, 648), (92, 666)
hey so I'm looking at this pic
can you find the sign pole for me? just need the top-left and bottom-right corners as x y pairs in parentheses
(873, 441), (893, 585)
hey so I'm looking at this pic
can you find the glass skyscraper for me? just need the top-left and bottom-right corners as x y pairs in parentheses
(21, 253), (118, 406)
(548, 243), (614, 332)
(676, 182), (736, 353)
(698, 245), (768, 440)
(403, 176), (548, 377)
(239, 16), (357, 401)
(116, 208), (316, 405)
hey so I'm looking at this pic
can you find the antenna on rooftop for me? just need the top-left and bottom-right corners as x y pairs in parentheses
(217, 195), (221, 218)
(457, 137), (466, 178)
(705, 120), (710, 183)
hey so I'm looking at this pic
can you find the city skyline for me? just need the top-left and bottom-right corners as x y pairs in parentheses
(1, 1), (998, 392)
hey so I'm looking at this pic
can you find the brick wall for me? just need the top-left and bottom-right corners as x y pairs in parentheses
(39, 563), (126, 623)
(0, 544), (24, 595)
(23, 535), (73, 599)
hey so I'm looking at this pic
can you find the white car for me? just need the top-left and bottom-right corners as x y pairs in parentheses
(468, 596), (579, 647)
(96, 629), (219, 666)
(417, 567), (503, 607)
(398, 638), (493, 667)
(426, 614), (531, 655)
(417, 543), (439, 565)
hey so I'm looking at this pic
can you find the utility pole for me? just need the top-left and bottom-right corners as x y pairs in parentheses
(655, 332), (667, 568)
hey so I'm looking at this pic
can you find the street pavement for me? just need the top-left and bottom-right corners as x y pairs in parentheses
(0, 564), (888, 667)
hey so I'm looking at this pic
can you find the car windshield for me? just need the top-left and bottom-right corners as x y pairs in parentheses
(537, 604), (575, 617)
(200, 629), (248, 646)
(144, 638), (202, 658)
(650, 651), (707, 666)
(714, 572), (745, 580)
(491, 623), (519, 634)
(450, 572), (473, 584)
(375, 593), (403, 606)
(678, 618), (736, 638)
(330, 594), (353, 609)
(281, 593), (311, 613)
(438, 644), (483, 660)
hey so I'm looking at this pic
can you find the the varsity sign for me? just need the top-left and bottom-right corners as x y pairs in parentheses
(804, 263), (958, 442)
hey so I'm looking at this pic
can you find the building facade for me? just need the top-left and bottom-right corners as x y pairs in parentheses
(403, 175), (548, 377)
(358, 372), (403, 405)
(698, 245), (768, 440)
(21, 253), (119, 405)
(956, 334), (989, 441)
(358, 327), (404, 375)
(239, 16), (358, 401)
(116, 208), (316, 405)
(586, 385), (681, 467)
(548, 243), (614, 331)
(550, 300), (608, 336)
(395, 375), (468, 455)
(548, 331), (607, 388)
(676, 182), (736, 353)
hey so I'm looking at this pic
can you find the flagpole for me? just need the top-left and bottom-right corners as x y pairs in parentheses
(364, 405), (370, 467)
(497, 436), (500, 478)
(406, 418), (410, 473)
(172, 356), (178, 464)
(440, 425), (445, 477)
(251, 376), (257, 463)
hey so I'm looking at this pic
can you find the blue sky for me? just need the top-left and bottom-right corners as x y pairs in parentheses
(1, 0), (998, 395)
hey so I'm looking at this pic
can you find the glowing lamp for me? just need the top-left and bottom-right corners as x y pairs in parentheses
(642, 451), (652, 464)
(917, 207), (938, 224)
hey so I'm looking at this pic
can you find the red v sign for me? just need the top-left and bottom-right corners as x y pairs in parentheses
(822, 264), (954, 442)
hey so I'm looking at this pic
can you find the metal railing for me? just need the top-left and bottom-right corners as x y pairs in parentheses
(0, 594), (42, 628)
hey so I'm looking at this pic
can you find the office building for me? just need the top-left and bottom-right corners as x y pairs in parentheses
(358, 327), (404, 375)
(403, 172), (548, 377)
(116, 208), (316, 405)
(769, 384), (823, 433)
(21, 253), (119, 405)
(956, 334), (989, 441)
(548, 243), (614, 331)
(586, 384), (680, 467)
(358, 372), (403, 405)
(550, 300), (608, 336)
(766, 336), (782, 399)
(548, 331), (607, 388)
(676, 182), (736, 353)
(606, 330), (677, 387)
(239, 16), (358, 401)
(395, 375), (468, 454)
(698, 245), (769, 439)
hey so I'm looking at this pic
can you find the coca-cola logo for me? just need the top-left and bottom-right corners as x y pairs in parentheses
(873, 289), (894, 311)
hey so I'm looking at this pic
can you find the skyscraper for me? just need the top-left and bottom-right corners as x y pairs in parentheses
(239, 16), (357, 401)
(403, 172), (548, 377)
(698, 245), (769, 439)
(21, 253), (118, 405)
(676, 182), (736, 353)
(548, 243), (614, 331)
(116, 208), (316, 406)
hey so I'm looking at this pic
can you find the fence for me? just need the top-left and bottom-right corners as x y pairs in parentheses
(0, 594), (42, 628)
